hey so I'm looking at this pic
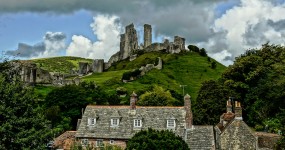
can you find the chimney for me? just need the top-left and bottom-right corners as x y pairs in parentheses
(227, 98), (232, 112)
(130, 91), (137, 110)
(234, 101), (242, 120)
(184, 94), (193, 129)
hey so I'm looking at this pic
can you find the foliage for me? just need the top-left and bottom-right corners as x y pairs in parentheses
(31, 56), (93, 73)
(194, 80), (234, 125)
(126, 128), (189, 150)
(45, 84), (90, 130)
(211, 61), (217, 69)
(196, 44), (285, 130)
(137, 85), (178, 106)
(199, 48), (207, 56)
(0, 74), (52, 149)
(188, 44), (200, 52)
(122, 69), (141, 80)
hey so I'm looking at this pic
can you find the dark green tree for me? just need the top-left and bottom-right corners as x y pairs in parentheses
(0, 72), (52, 149)
(45, 85), (90, 130)
(187, 45), (199, 52)
(199, 48), (207, 56)
(137, 85), (178, 106)
(126, 128), (189, 150)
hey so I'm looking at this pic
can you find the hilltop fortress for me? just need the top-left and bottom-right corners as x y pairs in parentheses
(104, 23), (186, 69)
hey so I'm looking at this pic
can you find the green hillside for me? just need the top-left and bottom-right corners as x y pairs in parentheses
(82, 51), (226, 101)
(29, 56), (93, 73)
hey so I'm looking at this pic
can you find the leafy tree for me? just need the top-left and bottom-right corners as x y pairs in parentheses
(137, 85), (178, 106)
(0, 72), (52, 149)
(196, 44), (285, 130)
(211, 61), (217, 69)
(194, 80), (235, 125)
(187, 45), (199, 52)
(45, 85), (90, 130)
(199, 48), (207, 56)
(126, 128), (189, 150)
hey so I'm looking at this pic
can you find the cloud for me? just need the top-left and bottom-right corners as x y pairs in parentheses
(6, 32), (66, 58)
(66, 14), (121, 60)
(198, 0), (285, 65)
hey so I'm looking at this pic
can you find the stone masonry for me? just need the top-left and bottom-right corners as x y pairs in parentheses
(144, 24), (152, 48)
(120, 23), (138, 60)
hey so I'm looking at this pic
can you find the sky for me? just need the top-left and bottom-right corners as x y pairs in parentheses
(1, 0), (285, 66)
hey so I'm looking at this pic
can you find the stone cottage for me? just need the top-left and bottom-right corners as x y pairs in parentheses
(75, 93), (215, 149)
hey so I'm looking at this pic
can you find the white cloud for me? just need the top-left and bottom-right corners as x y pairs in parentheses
(66, 14), (121, 60)
(203, 0), (285, 65)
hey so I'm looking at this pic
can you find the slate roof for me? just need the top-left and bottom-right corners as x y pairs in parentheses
(185, 126), (215, 150)
(75, 105), (187, 139)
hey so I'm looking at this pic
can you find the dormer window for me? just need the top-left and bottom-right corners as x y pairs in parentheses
(167, 119), (176, 128)
(87, 118), (96, 126)
(134, 119), (142, 127)
(111, 118), (119, 127)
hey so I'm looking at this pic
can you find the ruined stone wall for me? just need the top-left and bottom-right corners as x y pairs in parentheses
(92, 59), (104, 73)
(144, 24), (152, 48)
(120, 23), (138, 60)
(78, 62), (90, 75)
(174, 36), (186, 50)
(220, 120), (257, 150)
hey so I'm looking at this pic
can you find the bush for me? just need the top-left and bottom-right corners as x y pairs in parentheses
(188, 45), (199, 52)
(126, 128), (189, 150)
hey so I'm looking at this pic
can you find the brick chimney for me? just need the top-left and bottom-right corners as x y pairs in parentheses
(234, 101), (242, 120)
(130, 91), (137, 110)
(184, 94), (193, 129)
(227, 98), (232, 112)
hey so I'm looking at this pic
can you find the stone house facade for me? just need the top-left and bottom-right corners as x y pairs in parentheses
(55, 94), (280, 150)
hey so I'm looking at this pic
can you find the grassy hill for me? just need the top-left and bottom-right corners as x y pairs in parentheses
(81, 51), (226, 101)
(29, 56), (93, 73)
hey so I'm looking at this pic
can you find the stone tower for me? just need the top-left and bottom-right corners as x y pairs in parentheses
(144, 24), (152, 48)
(120, 23), (138, 60)
(92, 59), (104, 73)
(174, 36), (186, 50)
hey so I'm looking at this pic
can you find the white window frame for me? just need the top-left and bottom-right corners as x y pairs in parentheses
(110, 140), (115, 144)
(111, 118), (119, 127)
(87, 118), (96, 126)
(167, 119), (176, 128)
(134, 119), (142, 127)
(81, 139), (89, 146)
(96, 139), (104, 147)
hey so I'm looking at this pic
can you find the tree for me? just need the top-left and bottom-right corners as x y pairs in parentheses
(199, 48), (207, 56)
(45, 85), (90, 130)
(137, 85), (178, 106)
(187, 45), (199, 52)
(0, 73), (52, 149)
(126, 128), (189, 150)
(194, 80), (235, 125)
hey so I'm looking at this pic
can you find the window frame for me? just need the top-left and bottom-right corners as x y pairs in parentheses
(111, 118), (119, 127)
(96, 139), (104, 147)
(87, 118), (96, 126)
(81, 139), (89, 146)
(167, 119), (176, 128)
(133, 119), (142, 128)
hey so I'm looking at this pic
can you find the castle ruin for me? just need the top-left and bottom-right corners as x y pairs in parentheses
(106, 23), (186, 69)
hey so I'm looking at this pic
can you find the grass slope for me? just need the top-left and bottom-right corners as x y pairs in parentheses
(30, 56), (93, 73)
(82, 51), (226, 101)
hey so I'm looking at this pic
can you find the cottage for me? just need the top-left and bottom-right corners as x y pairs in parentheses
(75, 93), (214, 149)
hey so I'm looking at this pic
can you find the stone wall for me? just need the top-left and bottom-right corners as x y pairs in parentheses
(144, 24), (152, 48)
(120, 23), (138, 60)
(220, 120), (257, 150)
(78, 62), (90, 75)
(92, 59), (104, 73)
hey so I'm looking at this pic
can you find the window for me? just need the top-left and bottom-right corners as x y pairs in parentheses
(167, 119), (176, 128)
(134, 119), (142, 127)
(81, 139), (89, 146)
(87, 118), (96, 126)
(96, 139), (104, 147)
(111, 118), (119, 127)
(110, 140), (115, 144)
